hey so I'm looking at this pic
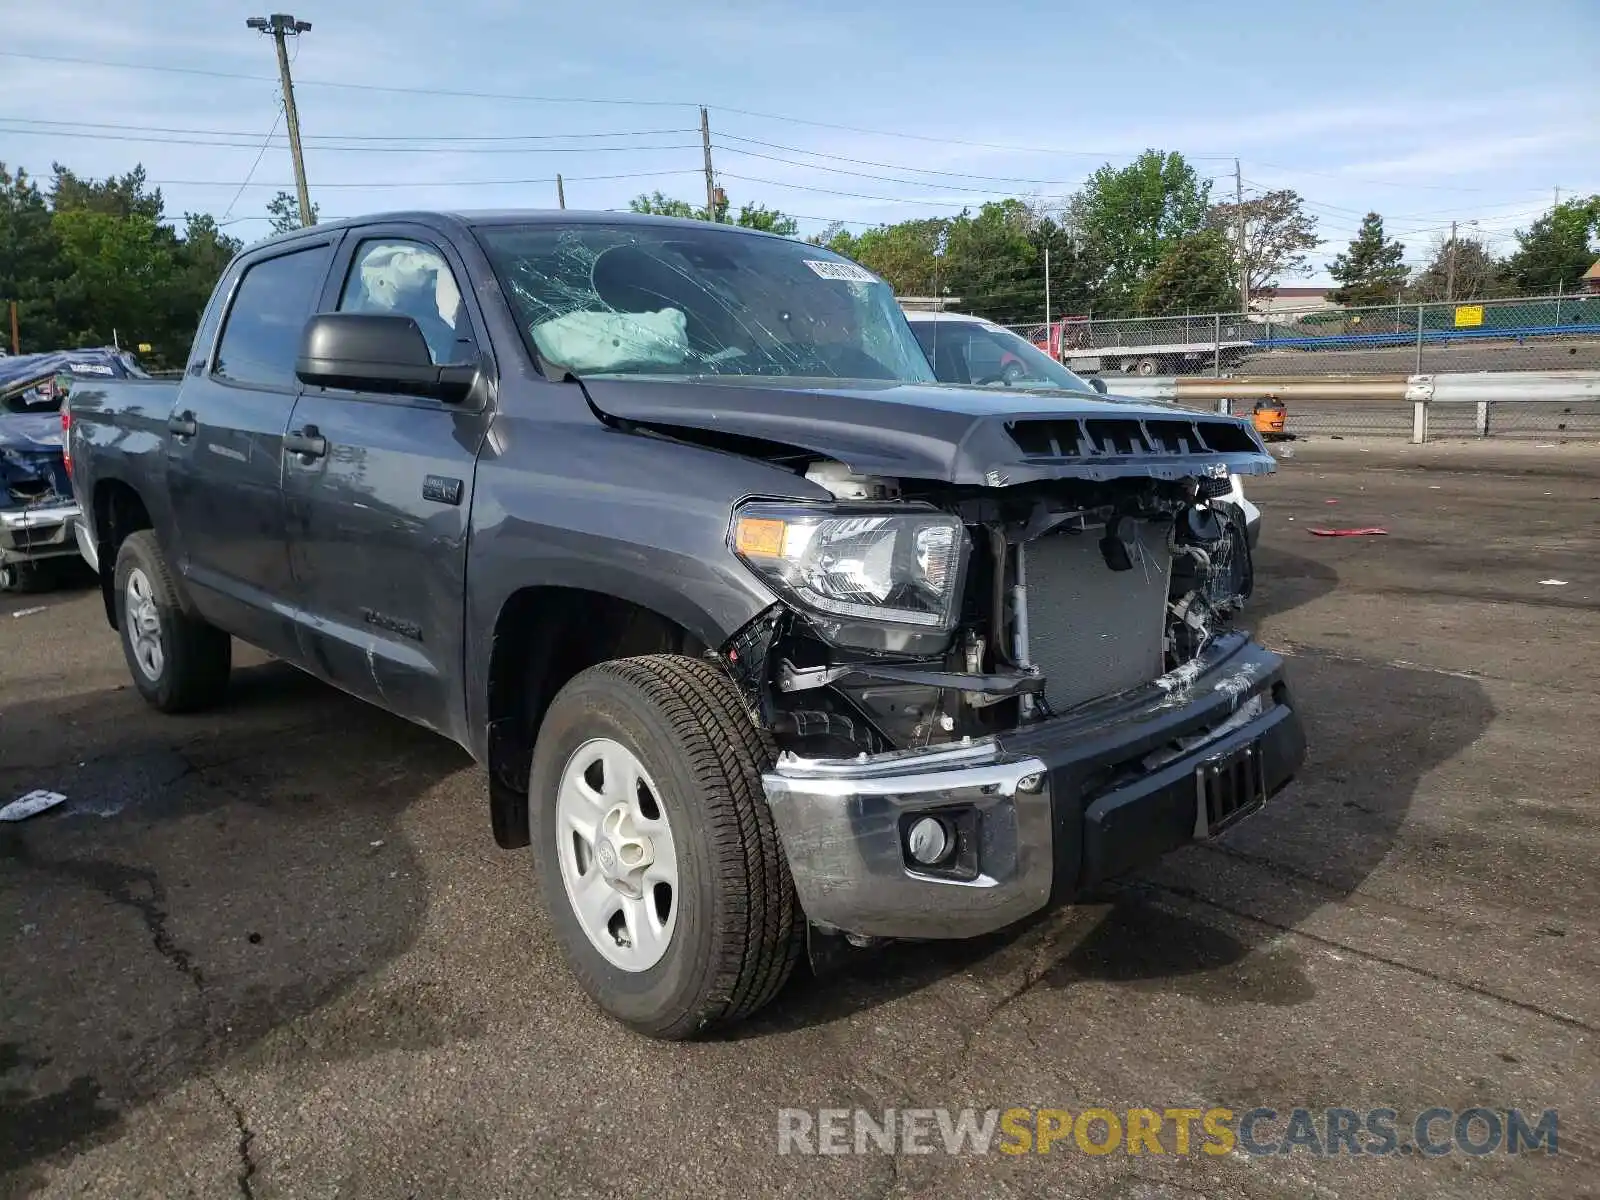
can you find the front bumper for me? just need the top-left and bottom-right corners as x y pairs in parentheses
(762, 632), (1304, 940)
(0, 501), (81, 565)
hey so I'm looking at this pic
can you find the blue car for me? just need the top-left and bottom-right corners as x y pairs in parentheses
(0, 347), (148, 590)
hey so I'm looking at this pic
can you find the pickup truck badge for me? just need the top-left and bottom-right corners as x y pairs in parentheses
(422, 475), (464, 505)
(67, 208), (1302, 1039)
(360, 608), (423, 642)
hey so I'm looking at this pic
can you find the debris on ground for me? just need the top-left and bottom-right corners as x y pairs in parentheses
(10, 606), (46, 618)
(0, 790), (68, 822)
(1308, 527), (1389, 537)
(1539, 579), (1569, 586)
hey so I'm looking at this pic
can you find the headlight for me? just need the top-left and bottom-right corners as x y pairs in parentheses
(731, 503), (967, 632)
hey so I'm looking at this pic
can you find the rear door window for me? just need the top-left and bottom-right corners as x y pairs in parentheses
(213, 244), (335, 389)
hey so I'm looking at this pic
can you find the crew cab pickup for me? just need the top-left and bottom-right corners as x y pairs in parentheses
(66, 211), (1305, 1039)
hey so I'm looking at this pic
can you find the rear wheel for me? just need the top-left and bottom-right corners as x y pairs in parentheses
(1135, 355), (1160, 376)
(113, 531), (231, 712)
(529, 654), (803, 1039)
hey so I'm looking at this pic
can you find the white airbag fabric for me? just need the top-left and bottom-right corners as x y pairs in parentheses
(531, 308), (689, 373)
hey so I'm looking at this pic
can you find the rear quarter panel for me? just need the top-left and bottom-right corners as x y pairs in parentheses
(68, 379), (183, 562)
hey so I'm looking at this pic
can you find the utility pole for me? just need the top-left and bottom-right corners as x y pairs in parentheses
(1234, 159), (1248, 313)
(700, 106), (717, 222)
(247, 14), (314, 228)
(1043, 246), (1052, 358)
(1444, 220), (1457, 303)
(556, 174), (566, 209)
(9, 301), (18, 355)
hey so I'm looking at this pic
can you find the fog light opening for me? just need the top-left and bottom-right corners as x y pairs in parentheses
(905, 816), (952, 866)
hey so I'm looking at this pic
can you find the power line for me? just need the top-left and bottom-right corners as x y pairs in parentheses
(220, 103), (284, 224)
(714, 132), (1096, 187)
(0, 116), (699, 144)
(0, 118), (700, 152)
(0, 49), (1230, 161)
(0, 50), (692, 108)
(151, 168), (704, 189)
(712, 104), (1236, 161)
(0, 125), (702, 156)
(713, 143), (1081, 199)
(716, 171), (997, 208)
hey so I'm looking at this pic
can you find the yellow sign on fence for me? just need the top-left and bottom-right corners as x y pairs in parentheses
(137, 342), (152, 353)
(1454, 305), (1484, 328)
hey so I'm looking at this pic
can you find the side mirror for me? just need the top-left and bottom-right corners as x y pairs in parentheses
(296, 312), (477, 403)
(1089, 376), (1108, 394)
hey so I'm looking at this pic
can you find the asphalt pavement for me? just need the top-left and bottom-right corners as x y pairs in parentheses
(3, 441), (1597, 1198)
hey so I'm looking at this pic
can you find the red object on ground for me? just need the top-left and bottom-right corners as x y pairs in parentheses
(1308, 527), (1388, 537)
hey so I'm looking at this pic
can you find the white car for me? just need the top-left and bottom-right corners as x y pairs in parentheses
(901, 310), (1261, 547)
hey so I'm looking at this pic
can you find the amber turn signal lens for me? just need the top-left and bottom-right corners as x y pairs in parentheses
(734, 517), (787, 557)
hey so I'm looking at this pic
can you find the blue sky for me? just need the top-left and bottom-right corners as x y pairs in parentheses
(2, 0), (1597, 286)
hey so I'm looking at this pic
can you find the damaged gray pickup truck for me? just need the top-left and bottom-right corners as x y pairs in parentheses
(65, 211), (1305, 1038)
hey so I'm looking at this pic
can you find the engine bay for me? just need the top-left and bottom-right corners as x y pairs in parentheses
(722, 460), (1254, 760)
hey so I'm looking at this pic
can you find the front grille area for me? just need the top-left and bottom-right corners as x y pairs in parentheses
(1007, 416), (1258, 460)
(1023, 519), (1172, 712)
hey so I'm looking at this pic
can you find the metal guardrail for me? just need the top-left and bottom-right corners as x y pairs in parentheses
(1107, 370), (1600, 443)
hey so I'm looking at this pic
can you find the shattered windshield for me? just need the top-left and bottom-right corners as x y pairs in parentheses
(477, 222), (935, 383)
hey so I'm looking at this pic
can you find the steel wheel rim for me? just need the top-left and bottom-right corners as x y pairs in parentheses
(124, 567), (164, 681)
(554, 737), (679, 972)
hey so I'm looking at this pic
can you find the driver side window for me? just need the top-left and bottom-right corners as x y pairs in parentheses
(337, 239), (477, 366)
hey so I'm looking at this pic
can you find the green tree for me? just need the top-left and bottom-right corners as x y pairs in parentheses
(1134, 229), (1239, 315)
(266, 190), (317, 234)
(627, 190), (797, 235)
(49, 163), (165, 221)
(1207, 188), (1319, 300)
(1072, 150), (1213, 314)
(2, 160), (247, 364)
(1502, 196), (1599, 295)
(0, 163), (67, 351)
(733, 202), (797, 236)
(1327, 213), (1407, 307)
(942, 200), (1040, 323)
(822, 218), (948, 295)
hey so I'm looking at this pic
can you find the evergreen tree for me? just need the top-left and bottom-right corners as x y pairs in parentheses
(1327, 213), (1408, 308)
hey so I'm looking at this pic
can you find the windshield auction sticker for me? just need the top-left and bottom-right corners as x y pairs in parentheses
(803, 260), (881, 284)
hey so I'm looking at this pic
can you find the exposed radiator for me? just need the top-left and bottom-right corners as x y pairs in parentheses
(1022, 519), (1172, 712)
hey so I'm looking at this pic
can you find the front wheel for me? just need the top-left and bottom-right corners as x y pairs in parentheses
(113, 531), (232, 712)
(529, 655), (803, 1039)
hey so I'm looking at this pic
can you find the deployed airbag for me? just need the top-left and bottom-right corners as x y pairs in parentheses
(531, 308), (688, 374)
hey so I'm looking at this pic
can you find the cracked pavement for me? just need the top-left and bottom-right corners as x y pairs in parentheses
(2, 439), (1597, 1198)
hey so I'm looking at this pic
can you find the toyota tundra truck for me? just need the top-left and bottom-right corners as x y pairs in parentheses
(64, 210), (1305, 1039)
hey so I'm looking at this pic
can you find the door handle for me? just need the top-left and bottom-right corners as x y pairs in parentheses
(285, 425), (328, 460)
(168, 410), (197, 438)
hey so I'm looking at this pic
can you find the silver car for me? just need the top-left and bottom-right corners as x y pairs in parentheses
(902, 310), (1261, 546)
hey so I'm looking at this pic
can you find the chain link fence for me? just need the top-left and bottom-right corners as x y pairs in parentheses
(994, 293), (1600, 439)
(1002, 292), (1600, 379)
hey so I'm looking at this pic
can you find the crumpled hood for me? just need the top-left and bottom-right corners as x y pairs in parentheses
(582, 376), (1275, 485)
(0, 412), (65, 452)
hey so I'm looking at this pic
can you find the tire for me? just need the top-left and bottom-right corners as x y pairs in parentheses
(529, 654), (803, 1039)
(1135, 356), (1159, 376)
(113, 530), (232, 713)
